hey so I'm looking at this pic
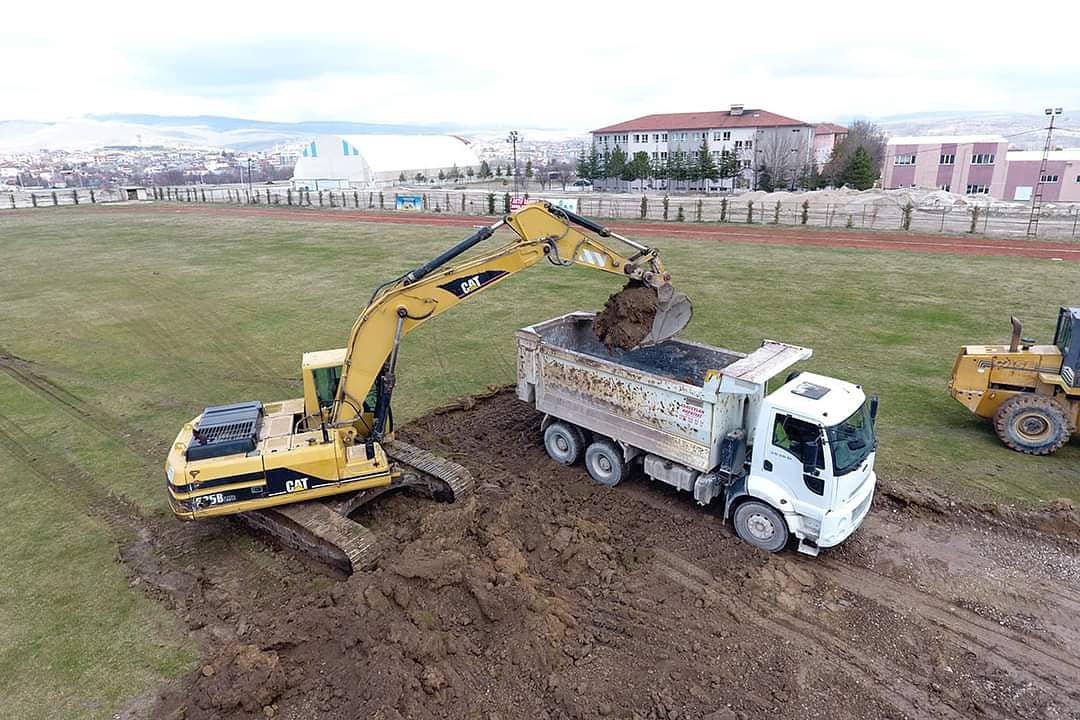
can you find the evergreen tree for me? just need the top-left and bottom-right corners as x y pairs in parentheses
(718, 151), (740, 190)
(666, 151), (686, 191)
(587, 146), (602, 180)
(449, 163), (460, 179)
(398, 171), (406, 182)
(697, 140), (719, 187)
(841, 146), (877, 190)
(577, 148), (589, 179)
(438, 169), (446, 181)
(466, 166), (475, 179)
(630, 151), (651, 191)
(525, 159), (533, 179)
(756, 165), (774, 192)
(495, 164), (503, 177)
(479, 160), (492, 178)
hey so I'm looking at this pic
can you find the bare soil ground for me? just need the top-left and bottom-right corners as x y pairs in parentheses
(114, 390), (1080, 720)
(101, 203), (1080, 260)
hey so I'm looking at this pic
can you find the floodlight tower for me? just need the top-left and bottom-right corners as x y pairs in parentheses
(1026, 107), (1063, 238)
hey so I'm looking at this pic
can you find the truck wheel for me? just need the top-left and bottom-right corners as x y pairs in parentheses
(544, 421), (584, 465)
(993, 395), (1074, 455)
(733, 501), (790, 553)
(584, 438), (627, 487)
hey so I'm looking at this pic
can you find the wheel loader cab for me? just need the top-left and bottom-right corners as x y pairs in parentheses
(1053, 306), (1080, 387)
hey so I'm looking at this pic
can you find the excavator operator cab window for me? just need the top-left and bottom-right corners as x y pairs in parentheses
(311, 365), (342, 410)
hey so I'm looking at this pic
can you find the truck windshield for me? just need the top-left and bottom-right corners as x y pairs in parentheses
(826, 402), (875, 476)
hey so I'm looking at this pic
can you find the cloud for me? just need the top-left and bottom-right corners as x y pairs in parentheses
(2, 0), (1078, 128)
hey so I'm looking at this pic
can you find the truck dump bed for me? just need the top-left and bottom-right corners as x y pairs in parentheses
(516, 312), (810, 472)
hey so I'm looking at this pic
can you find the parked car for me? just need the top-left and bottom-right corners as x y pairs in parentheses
(566, 179), (593, 192)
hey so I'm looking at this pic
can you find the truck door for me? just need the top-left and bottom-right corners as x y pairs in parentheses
(764, 413), (830, 518)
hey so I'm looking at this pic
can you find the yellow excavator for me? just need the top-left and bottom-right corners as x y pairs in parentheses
(165, 202), (692, 570)
(948, 307), (1080, 454)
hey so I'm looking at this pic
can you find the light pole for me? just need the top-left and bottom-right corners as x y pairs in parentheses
(1026, 107), (1063, 238)
(506, 131), (520, 194)
(247, 158), (254, 195)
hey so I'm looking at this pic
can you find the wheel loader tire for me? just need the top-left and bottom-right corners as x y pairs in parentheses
(584, 438), (627, 487)
(544, 421), (585, 465)
(993, 395), (1074, 455)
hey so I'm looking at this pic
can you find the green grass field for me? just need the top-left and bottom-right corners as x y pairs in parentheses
(1, 206), (1078, 717)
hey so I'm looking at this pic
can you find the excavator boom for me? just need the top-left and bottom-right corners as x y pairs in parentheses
(165, 202), (692, 571)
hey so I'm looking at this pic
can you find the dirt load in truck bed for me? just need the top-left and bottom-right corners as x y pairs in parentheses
(125, 390), (1080, 720)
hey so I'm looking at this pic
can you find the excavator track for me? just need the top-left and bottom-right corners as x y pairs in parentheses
(239, 442), (474, 574)
(385, 439), (475, 502)
(243, 502), (380, 574)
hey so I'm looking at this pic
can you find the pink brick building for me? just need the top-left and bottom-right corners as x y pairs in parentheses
(882, 135), (1008, 197)
(1003, 150), (1080, 202)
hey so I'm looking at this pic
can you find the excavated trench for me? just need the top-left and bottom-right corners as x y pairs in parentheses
(122, 390), (1080, 720)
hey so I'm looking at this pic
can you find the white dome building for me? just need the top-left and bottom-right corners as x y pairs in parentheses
(291, 134), (480, 190)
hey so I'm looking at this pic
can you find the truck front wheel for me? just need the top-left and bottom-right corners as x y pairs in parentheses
(544, 421), (585, 465)
(584, 438), (627, 487)
(733, 501), (790, 553)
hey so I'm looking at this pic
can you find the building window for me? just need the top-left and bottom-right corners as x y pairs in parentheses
(734, 140), (743, 149)
(723, 131), (731, 141)
(971, 153), (994, 165)
(660, 152), (667, 160)
(939, 153), (955, 165)
(692, 151), (699, 159)
(939, 184), (951, 191)
(966, 184), (990, 195)
(652, 152), (658, 160)
(792, 128), (801, 133)
(894, 154), (916, 165)
(713, 132), (722, 141)
(1040, 174), (1060, 183)
(742, 159), (752, 169)
(746, 140), (753, 150)
(1076, 175), (1080, 183)
(652, 134), (659, 142)
(661, 133), (668, 142)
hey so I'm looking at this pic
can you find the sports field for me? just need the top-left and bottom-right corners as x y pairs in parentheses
(1, 205), (1078, 717)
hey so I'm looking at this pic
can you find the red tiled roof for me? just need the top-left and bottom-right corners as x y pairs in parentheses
(592, 109), (809, 134)
(813, 122), (848, 135)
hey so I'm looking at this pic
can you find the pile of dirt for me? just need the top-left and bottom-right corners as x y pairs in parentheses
(593, 281), (659, 350)
(128, 390), (1080, 720)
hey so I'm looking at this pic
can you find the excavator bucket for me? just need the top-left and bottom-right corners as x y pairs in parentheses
(594, 281), (693, 351)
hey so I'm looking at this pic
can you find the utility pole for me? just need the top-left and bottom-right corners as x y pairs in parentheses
(1026, 107), (1062, 238)
(506, 131), (520, 194)
(247, 157), (254, 195)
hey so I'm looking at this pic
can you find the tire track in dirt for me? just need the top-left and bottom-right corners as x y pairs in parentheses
(652, 548), (976, 720)
(0, 344), (163, 457)
(119, 275), (282, 385)
(820, 561), (1080, 690)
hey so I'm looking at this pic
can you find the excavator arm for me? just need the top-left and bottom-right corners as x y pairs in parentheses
(330, 202), (690, 437)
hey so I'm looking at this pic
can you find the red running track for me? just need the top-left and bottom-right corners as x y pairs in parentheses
(99, 203), (1080, 261)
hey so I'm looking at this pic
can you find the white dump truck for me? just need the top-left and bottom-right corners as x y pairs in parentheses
(516, 312), (878, 555)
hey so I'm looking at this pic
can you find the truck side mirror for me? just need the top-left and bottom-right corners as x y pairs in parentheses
(870, 395), (879, 423)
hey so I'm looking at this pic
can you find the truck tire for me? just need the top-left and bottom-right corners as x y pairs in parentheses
(993, 395), (1074, 455)
(584, 438), (627, 487)
(733, 501), (790, 553)
(544, 421), (585, 465)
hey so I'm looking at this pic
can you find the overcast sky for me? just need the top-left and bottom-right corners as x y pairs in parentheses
(4, 1), (1079, 130)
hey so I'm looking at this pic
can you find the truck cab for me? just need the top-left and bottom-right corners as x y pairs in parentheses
(745, 373), (877, 555)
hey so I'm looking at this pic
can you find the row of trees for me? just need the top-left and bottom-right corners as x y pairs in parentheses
(574, 120), (887, 193)
(576, 140), (743, 191)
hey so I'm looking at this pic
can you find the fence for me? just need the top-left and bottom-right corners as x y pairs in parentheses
(1, 187), (131, 209)
(6, 184), (1080, 241)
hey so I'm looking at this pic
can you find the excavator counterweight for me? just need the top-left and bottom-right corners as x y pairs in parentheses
(165, 202), (692, 571)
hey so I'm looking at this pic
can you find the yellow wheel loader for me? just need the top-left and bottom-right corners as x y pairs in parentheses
(948, 307), (1080, 454)
(165, 202), (692, 570)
